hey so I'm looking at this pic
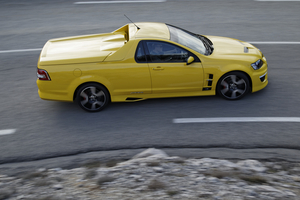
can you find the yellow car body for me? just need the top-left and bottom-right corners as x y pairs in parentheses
(37, 22), (268, 112)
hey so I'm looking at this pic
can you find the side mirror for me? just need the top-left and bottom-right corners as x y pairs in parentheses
(186, 56), (195, 65)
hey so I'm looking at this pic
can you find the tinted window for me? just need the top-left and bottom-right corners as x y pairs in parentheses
(135, 42), (147, 62)
(146, 41), (189, 63)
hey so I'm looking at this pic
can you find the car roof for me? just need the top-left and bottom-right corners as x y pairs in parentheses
(114, 22), (170, 40)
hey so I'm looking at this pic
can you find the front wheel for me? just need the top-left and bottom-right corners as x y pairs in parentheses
(216, 72), (250, 100)
(76, 83), (110, 112)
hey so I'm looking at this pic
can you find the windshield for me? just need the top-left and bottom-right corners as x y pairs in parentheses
(167, 25), (207, 55)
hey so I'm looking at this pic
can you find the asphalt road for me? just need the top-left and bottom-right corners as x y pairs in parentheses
(1, 0), (300, 167)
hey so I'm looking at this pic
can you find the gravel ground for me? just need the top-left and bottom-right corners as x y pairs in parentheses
(0, 148), (300, 200)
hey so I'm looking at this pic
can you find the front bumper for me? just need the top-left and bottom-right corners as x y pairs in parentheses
(252, 58), (268, 93)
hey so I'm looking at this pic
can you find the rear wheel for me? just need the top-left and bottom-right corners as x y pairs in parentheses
(217, 72), (250, 100)
(76, 83), (110, 112)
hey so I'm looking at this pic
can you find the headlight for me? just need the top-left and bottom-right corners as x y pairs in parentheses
(251, 59), (263, 70)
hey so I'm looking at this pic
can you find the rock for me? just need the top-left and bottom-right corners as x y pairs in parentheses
(237, 181), (247, 187)
(277, 171), (288, 176)
(198, 191), (213, 198)
(292, 175), (300, 182)
(37, 168), (47, 172)
(97, 168), (111, 174)
(0, 187), (16, 199)
(53, 184), (63, 190)
(216, 190), (234, 197)
(132, 148), (168, 159)
(249, 185), (283, 193)
(273, 165), (282, 170)
(129, 175), (142, 179)
(196, 176), (206, 182)
(49, 168), (62, 172)
(237, 160), (267, 172)
(16, 195), (25, 199)
(207, 177), (219, 183)
(291, 167), (300, 173)
(0, 176), (15, 182)
(153, 167), (164, 173)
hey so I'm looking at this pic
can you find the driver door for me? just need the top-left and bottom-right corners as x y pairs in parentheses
(145, 41), (204, 94)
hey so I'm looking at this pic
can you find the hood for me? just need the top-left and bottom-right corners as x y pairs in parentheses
(39, 33), (126, 66)
(206, 36), (262, 60)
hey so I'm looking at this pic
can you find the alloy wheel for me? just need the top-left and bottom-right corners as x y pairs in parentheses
(217, 72), (250, 100)
(77, 84), (109, 112)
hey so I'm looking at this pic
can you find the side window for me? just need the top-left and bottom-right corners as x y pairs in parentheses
(135, 42), (147, 63)
(146, 41), (189, 63)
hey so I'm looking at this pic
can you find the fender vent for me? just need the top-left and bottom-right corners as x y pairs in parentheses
(203, 74), (214, 90)
(208, 80), (212, 86)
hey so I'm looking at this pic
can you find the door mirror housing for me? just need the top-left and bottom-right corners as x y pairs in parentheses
(186, 56), (195, 65)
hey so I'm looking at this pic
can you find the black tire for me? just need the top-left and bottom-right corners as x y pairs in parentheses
(76, 83), (110, 112)
(216, 72), (250, 100)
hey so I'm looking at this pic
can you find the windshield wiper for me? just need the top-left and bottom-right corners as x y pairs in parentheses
(196, 35), (214, 55)
(202, 39), (211, 55)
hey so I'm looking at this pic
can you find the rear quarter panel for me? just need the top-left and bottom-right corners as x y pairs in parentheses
(37, 39), (152, 102)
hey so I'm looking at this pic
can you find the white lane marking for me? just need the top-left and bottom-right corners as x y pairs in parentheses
(0, 129), (16, 136)
(0, 48), (42, 54)
(173, 117), (300, 124)
(249, 42), (300, 44)
(256, 0), (300, 1)
(74, 0), (166, 4)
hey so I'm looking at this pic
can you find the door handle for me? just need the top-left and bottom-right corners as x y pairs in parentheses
(152, 66), (164, 71)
